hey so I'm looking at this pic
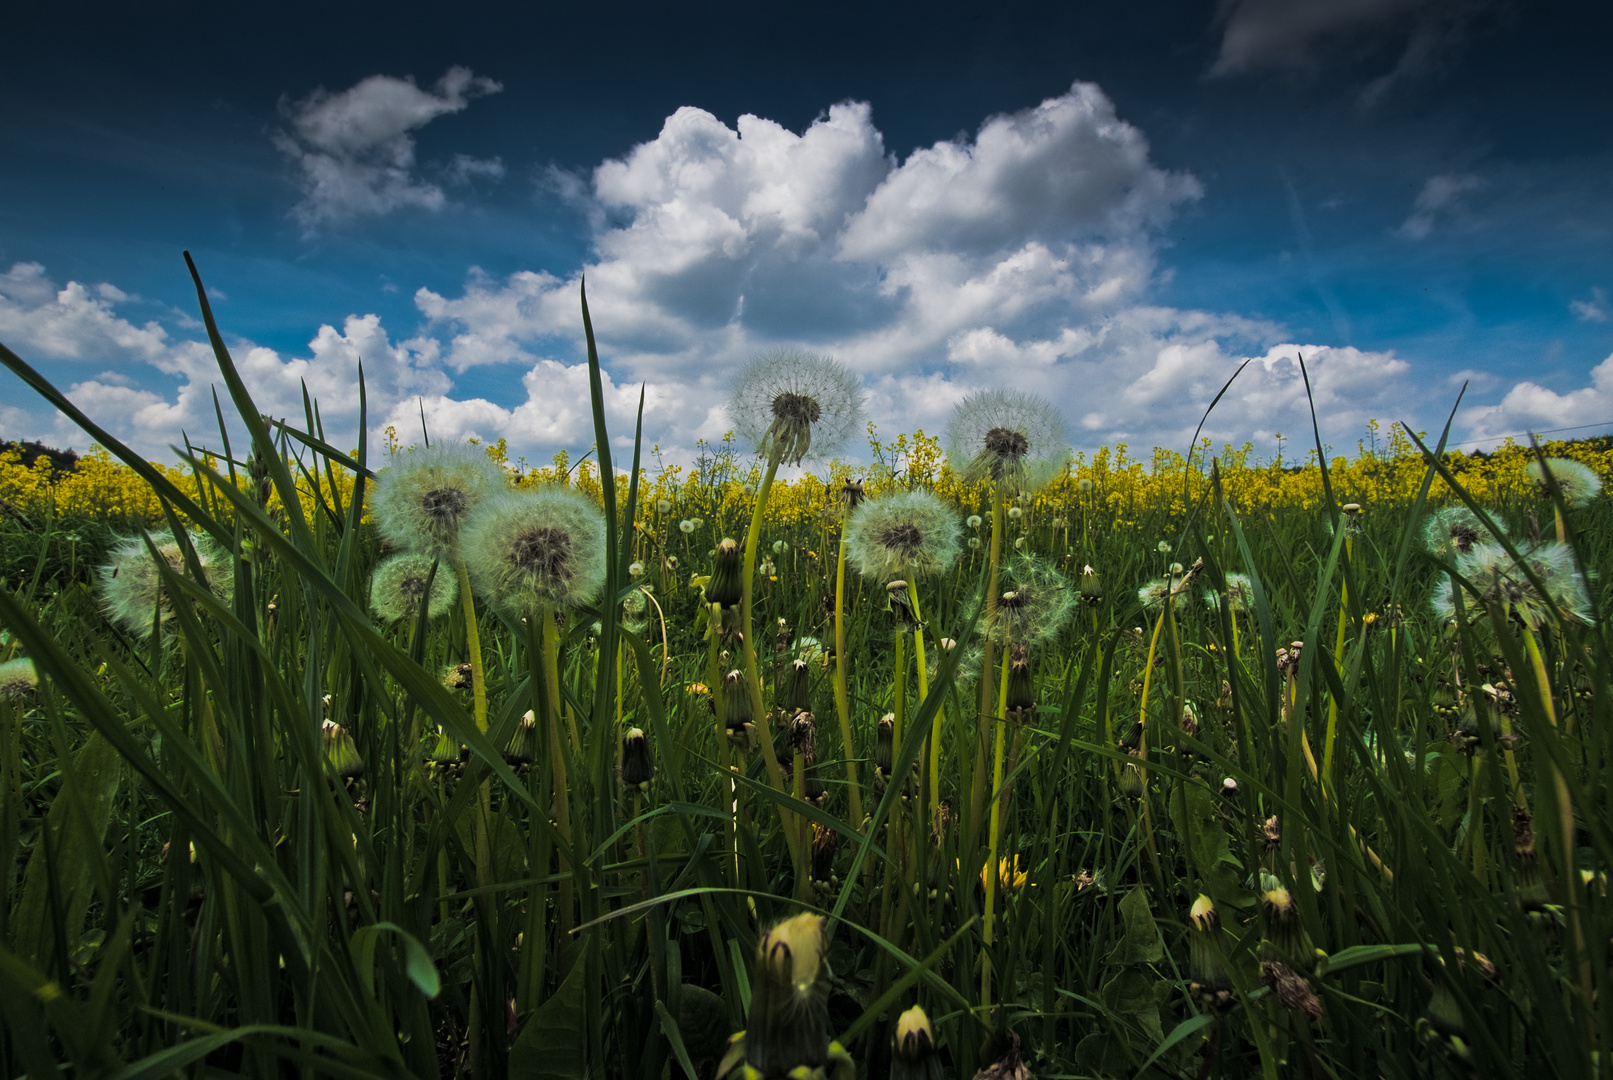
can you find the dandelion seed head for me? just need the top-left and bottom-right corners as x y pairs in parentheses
(1440, 541), (1595, 629)
(679, 519), (695, 534)
(0, 657), (38, 701)
(1423, 506), (1505, 560)
(1526, 457), (1602, 506)
(845, 490), (961, 581)
(1158, 540), (1171, 554)
(1077, 478), (1094, 494)
(967, 515), (983, 529)
(986, 555), (1074, 646)
(370, 443), (505, 558)
(369, 553), (458, 623)
(945, 388), (1068, 493)
(656, 499), (671, 514)
(1008, 506), (1023, 520)
(968, 537), (981, 549)
(461, 488), (607, 614)
(1139, 578), (1171, 611)
(97, 534), (234, 639)
(729, 349), (864, 465)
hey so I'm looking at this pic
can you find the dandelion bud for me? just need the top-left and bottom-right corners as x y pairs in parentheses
(876, 713), (895, 777)
(886, 581), (917, 628)
(1179, 703), (1199, 739)
(839, 479), (864, 511)
(619, 726), (654, 790)
(780, 658), (813, 715)
(425, 726), (459, 767)
(724, 670), (753, 734)
(322, 720), (364, 779)
(1117, 761), (1145, 799)
(1118, 720), (1143, 752)
(1079, 565), (1103, 606)
(891, 1005), (944, 1080)
(0, 657), (38, 702)
(1188, 895), (1233, 1007)
(1005, 647), (1034, 713)
(736, 913), (844, 1080)
(504, 710), (537, 768)
(809, 823), (838, 892)
(706, 538), (744, 608)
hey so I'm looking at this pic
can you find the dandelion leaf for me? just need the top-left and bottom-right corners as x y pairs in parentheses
(510, 960), (588, 1080)
(1169, 782), (1246, 902)
(12, 732), (123, 964)
(1104, 885), (1163, 966)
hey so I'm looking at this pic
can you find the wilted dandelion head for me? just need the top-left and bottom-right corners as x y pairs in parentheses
(371, 443), (505, 558)
(729, 349), (864, 466)
(845, 490), (961, 581)
(945, 388), (1068, 494)
(97, 534), (234, 639)
(1437, 541), (1594, 629)
(1423, 506), (1505, 560)
(987, 555), (1074, 646)
(1211, 572), (1256, 614)
(0, 657), (38, 701)
(1526, 457), (1602, 506)
(1139, 578), (1171, 611)
(460, 488), (607, 614)
(369, 553), (458, 624)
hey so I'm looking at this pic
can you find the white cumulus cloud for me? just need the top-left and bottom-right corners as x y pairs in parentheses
(274, 66), (503, 232)
(1463, 354), (1613, 445)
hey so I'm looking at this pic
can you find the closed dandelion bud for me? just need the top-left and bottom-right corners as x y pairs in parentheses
(706, 537), (744, 608)
(443, 663), (474, 691)
(322, 720), (364, 779)
(724, 670), (753, 734)
(1188, 895), (1233, 1006)
(1119, 720), (1143, 752)
(0, 658), (38, 702)
(810, 823), (838, 891)
(620, 726), (654, 790)
(788, 713), (825, 801)
(876, 713), (895, 777)
(426, 727), (459, 766)
(1079, 565), (1104, 606)
(1117, 761), (1145, 799)
(887, 581), (917, 628)
(742, 913), (837, 1078)
(1005, 647), (1034, 713)
(1261, 886), (1313, 971)
(891, 1005), (944, 1080)
(504, 710), (537, 767)
(839, 479), (865, 512)
(1179, 703), (1199, 739)
(780, 658), (813, 715)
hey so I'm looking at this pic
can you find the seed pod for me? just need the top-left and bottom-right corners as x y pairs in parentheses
(1187, 895), (1233, 1008)
(504, 710), (538, 768)
(724, 670), (753, 734)
(876, 713), (895, 777)
(1005, 645), (1033, 713)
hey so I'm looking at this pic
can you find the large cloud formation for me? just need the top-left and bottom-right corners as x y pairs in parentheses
(3, 80), (1458, 465)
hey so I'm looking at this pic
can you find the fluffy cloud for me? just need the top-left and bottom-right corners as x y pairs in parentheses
(274, 67), (503, 232)
(1463, 354), (1613, 444)
(0, 83), (1506, 467)
(1209, 0), (1497, 104)
(1397, 172), (1483, 239)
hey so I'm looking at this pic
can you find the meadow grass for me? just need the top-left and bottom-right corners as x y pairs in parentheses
(0, 268), (1610, 1079)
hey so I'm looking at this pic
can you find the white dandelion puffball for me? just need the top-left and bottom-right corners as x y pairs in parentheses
(729, 349), (865, 466)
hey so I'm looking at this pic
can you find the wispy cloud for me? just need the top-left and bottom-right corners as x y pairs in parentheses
(1208, 0), (1499, 105)
(273, 67), (502, 233)
(1397, 172), (1483, 239)
(1571, 287), (1610, 323)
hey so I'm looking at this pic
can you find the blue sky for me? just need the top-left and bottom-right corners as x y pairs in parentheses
(2, 0), (1609, 467)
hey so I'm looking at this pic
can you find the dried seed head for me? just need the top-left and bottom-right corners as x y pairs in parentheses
(370, 553), (458, 623)
(846, 490), (961, 581)
(0, 657), (38, 702)
(946, 389), (1068, 494)
(461, 488), (607, 614)
(371, 442), (505, 559)
(619, 727), (654, 790)
(730, 350), (864, 466)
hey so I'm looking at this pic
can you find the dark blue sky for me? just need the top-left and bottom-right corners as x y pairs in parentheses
(3, 0), (1610, 461)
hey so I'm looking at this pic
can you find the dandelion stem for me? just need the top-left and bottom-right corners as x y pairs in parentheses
(970, 488), (1006, 849)
(707, 603), (737, 884)
(908, 578), (945, 829)
(980, 643), (1012, 1024)
(740, 448), (801, 866)
(1321, 532), (1351, 794)
(540, 606), (575, 946)
(833, 515), (863, 831)
(453, 556), (486, 732)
